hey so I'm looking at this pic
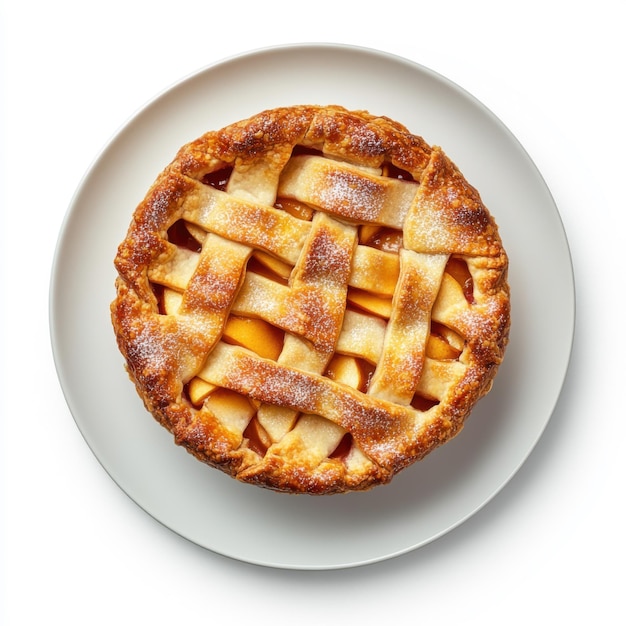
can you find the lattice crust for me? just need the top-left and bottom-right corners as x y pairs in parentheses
(112, 105), (510, 494)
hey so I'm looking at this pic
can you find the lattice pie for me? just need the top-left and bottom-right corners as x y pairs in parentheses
(111, 105), (510, 494)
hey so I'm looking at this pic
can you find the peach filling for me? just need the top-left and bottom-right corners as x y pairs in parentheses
(325, 354), (376, 394)
(445, 256), (475, 303)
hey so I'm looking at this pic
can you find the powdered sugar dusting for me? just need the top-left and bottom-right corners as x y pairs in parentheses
(300, 221), (353, 285)
(347, 124), (385, 157)
(224, 349), (321, 413)
(127, 319), (171, 373)
(454, 297), (496, 335)
(318, 170), (384, 222)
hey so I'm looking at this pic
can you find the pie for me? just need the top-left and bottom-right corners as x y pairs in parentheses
(111, 105), (510, 495)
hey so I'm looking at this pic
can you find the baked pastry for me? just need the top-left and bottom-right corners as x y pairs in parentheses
(111, 105), (510, 495)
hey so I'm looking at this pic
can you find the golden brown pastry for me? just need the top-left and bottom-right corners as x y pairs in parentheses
(111, 105), (510, 494)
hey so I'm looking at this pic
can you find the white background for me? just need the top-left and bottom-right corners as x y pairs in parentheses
(1, 1), (624, 623)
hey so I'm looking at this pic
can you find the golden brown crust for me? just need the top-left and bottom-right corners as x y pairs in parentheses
(111, 105), (510, 495)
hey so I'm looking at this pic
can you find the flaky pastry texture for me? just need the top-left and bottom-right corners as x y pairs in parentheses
(111, 105), (510, 494)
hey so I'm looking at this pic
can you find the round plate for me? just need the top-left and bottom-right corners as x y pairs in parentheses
(50, 43), (574, 569)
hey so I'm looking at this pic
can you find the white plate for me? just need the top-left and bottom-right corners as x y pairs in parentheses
(50, 43), (575, 570)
